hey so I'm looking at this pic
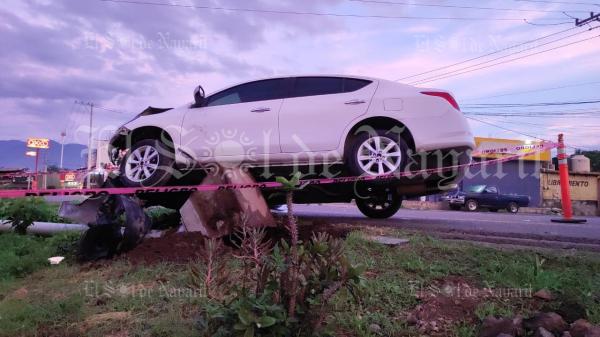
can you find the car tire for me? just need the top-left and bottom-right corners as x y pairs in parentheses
(346, 128), (409, 177)
(507, 202), (519, 214)
(465, 199), (479, 212)
(356, 190), (402, 219)
(119, 139), (175, 187)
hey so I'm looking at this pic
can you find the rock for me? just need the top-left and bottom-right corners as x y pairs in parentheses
(557, 301), (587, 323)
(585, 327), (600, 337)
(570, 319), (593, 337)
(478, 316), (524, 337)
(534, 327), (555, 337)
(179, 168), (275, 237)
(368, 323), (381, 333)
(534, 289), (554, 301)
(562, 332), (573, 337)
(525, 312), (569, 335)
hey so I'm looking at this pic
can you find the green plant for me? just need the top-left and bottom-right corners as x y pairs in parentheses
(1, 197), (64, 234)
(0, 231), (80, 280)
(193, 223), (365, 336)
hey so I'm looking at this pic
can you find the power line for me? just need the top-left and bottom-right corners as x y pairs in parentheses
(515, 0), (600, 6)
(99, 0), (574, 22)
(466, 115), (551, 141)
(410, 32), (600, 85)
(408, 26), (595, 85)
(347, 0), (590, 13)
(463, 99), (600, 107)
(394, 26), (577, 82)
(467, 115), (598, 150)
(462, 80), (600, 101)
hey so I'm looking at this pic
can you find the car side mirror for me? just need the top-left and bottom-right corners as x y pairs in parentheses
(193, 85), (205, 107)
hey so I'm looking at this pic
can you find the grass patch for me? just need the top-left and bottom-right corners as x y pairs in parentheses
(1, 228), (599, 336)
(0, 232), (80, 281)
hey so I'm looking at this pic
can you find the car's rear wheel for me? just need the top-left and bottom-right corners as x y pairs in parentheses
(347, 129), (408, 177)
(466, 199), (479, 212)
(507, 202), (519, 214)
(119, 139), (175, 187)
(356, 189), (402, 219)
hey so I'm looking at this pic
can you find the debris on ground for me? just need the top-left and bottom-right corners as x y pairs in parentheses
(367, 235), (409, 246)
(48, 256), (65, 265)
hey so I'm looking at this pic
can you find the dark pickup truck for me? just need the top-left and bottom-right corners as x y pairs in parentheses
(444, 185), (530, 213)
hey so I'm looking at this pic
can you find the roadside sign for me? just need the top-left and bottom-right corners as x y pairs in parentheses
(27, 138), (50, 149)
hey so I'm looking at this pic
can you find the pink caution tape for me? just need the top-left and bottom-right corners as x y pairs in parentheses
(0, 142), (557, 199)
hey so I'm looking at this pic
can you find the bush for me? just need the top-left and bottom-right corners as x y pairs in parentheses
(0, 198), (66, 234)
(192, 229), (365, 337)
(0, 231), (81, 280)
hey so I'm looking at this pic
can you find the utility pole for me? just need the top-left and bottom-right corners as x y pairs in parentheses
(575, 12), (600, 26)
(76, 101), (94, 187)
(60, 130), (66, 169)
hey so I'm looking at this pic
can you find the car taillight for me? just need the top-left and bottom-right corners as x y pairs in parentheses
(421, 91), (460, 111)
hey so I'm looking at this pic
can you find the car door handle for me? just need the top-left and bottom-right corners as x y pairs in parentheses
(251, 107), (271, 113)
(345, 99), (366, 105)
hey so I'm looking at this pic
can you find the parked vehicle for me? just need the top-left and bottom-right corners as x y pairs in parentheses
(108, 75), (474, 218)
(446, 185), (530, 213)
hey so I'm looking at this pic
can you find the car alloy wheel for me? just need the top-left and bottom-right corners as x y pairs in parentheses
(466, 199), (478, 212)
(507, 202), (519, 213)
(124, 145), (160, 183)
(356, 136), (402, 176)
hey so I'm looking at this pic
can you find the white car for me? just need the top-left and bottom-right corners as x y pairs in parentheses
(109, 75), (474, 218)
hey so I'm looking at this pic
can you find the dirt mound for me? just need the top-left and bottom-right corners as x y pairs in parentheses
(121, 220), (353, 265)
(122, 232), (208, 265)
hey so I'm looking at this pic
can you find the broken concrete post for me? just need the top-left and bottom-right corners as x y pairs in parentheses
(180, 167), (276, 238)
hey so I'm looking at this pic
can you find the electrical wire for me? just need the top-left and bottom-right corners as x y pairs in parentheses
(463, 99), (600, 107)
(462, 80), (600, 101)
(394, 26), (577, 82)
(515, 0), (600, 6)
(99, 0), (574, 22)
(410, 32), (600, 85)
(466, 116), (598, 150)
(347, 0), (590, 13)
(408, 27), (596, 85)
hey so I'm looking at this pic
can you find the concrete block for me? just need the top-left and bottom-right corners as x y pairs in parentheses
(179, 168), (275, 238)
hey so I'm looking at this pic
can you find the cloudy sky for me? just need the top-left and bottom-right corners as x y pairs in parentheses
(1, 0), (599, 151)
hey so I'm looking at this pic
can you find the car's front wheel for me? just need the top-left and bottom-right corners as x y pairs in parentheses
(347, 129), (408, 177)
(119, 139), (175, 187)
(356, 189), (402, 219)
(465, 199), (479, 212)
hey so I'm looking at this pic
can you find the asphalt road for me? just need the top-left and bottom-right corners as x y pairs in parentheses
(293, 204), (600, 247)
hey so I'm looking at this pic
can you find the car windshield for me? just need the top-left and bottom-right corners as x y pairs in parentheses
(466, 185), (486, 193)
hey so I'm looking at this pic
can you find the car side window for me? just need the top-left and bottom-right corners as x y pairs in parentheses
(485, 187), (498, 194)
(344, 78), (372, 92)
(206, 79), (287, 107)
(292, 77), (344, 97)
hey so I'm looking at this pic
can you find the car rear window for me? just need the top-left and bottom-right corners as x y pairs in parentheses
(292, 77), (344, 97)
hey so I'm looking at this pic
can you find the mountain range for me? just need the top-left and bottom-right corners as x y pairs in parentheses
(0, 140), (88, 171)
